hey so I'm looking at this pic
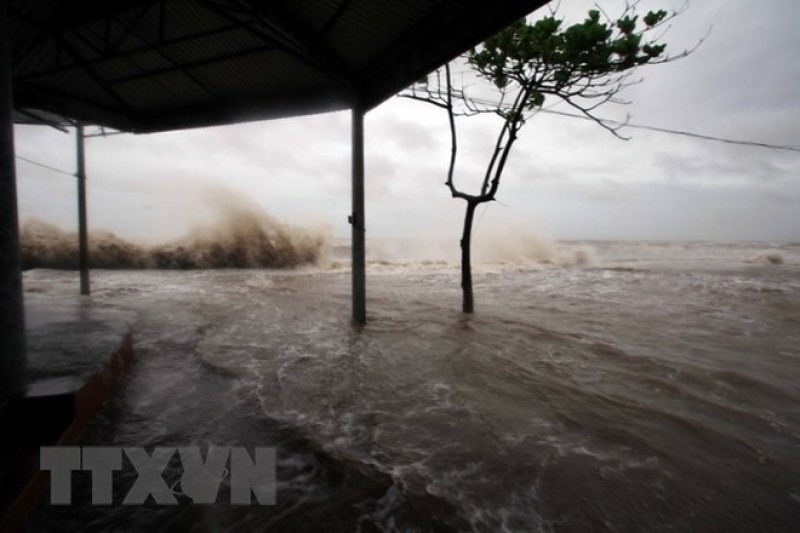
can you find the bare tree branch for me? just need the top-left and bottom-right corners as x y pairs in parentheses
(396, 1), (696, 313)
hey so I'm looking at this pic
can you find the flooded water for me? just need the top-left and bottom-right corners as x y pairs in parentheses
(22, 240), (800, 532)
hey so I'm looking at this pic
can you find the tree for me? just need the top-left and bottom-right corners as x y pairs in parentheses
(403, 2), (695, 313)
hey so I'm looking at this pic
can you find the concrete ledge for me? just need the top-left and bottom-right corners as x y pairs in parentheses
(0, 332), (134, 532)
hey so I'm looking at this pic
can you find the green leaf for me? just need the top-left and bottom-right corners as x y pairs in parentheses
(527, 92), (545, 108)
(643, 10), (668, 27)
(616, 16), (637, 35)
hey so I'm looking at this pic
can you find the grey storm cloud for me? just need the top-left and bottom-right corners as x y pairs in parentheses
(12, 0), (800, 243)
(371, 111), (443, 154)
(652, 146), (792, 184)
(625, 0), (800, 141)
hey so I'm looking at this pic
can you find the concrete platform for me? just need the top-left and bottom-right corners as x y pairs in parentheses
(0, 296), (135, 531)
(23, 293), (134, 382)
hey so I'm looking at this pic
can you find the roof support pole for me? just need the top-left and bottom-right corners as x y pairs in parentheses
(351, 105), (366, 324)
(0, 1), (27, 400)
(76, 124), (90, 295)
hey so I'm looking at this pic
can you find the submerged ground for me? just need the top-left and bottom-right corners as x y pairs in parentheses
(21, 240), (800, 532)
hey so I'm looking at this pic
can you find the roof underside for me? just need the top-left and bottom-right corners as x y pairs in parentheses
(8, 0), (549, 133)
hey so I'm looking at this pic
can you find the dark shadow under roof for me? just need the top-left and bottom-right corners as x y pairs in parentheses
(9, 0), (550, 133)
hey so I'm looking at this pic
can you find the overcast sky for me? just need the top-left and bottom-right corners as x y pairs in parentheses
(12, 0), (800, 244)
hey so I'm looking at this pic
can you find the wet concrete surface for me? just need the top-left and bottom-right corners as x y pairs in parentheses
(23, 292), (134, 384)
(1, 292), (134, 527)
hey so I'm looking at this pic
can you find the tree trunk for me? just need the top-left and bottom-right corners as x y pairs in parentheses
(460, 200), (478, 313)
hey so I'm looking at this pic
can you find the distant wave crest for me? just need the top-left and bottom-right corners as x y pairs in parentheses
(21, 210), (329, 270)
(744, 252), (784, 265)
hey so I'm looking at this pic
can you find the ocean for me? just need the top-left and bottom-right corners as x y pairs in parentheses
(19, 234), (800, 531)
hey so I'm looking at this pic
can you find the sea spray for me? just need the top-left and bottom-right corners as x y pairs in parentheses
(21, 219), (148, 270)
(20, 209), (330, 270)
(333, 224), (597, 270)
(744, 252), (784, 265)
(473, 220), (595, 267)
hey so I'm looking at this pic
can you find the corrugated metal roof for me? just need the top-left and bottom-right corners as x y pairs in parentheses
(165, 0), (233, 41)
(116, 69), (210, 109)
(191, 48), (326, 98)
(284, 0), (343, 34)
(328, 0), (441, 70)
(9, 0), (551, 132)
(97, 50), (174, 81)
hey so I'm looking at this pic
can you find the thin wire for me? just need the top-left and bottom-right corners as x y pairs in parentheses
(15, 155), (76, 177)
(539, 108), (800, 152)
(465, 95), (800, 153)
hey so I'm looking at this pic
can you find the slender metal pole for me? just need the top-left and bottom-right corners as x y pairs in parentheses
(0, 1), (27, 399)
(351, 106), (366, 324)
(76, 124), (90, 295)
